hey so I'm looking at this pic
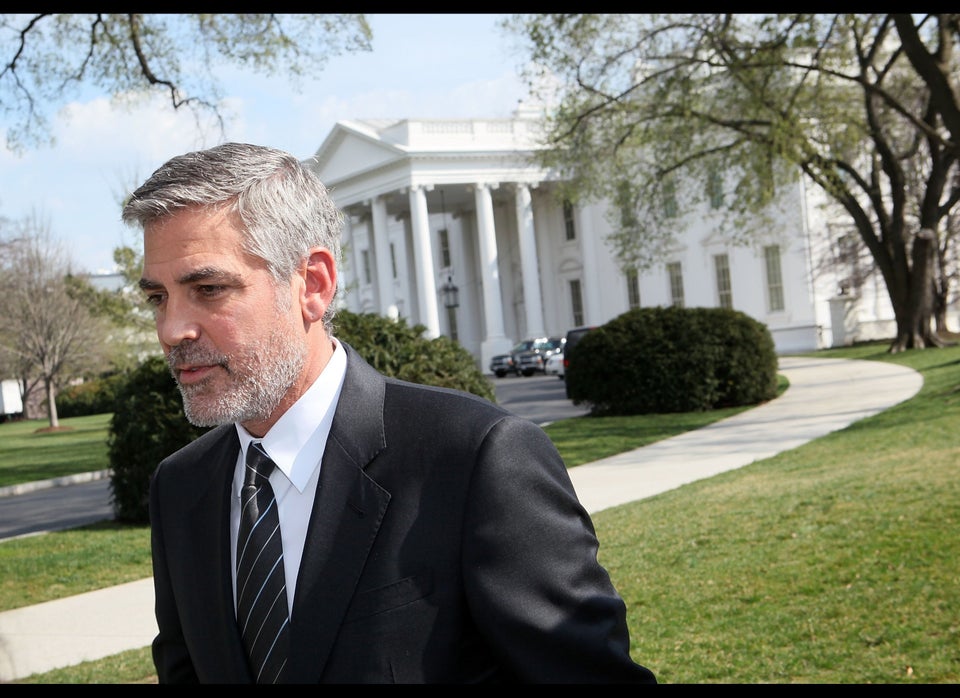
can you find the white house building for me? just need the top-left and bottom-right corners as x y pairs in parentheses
(306, 110), (899, 374)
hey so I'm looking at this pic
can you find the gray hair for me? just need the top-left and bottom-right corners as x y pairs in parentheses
(122, 142), (343, 333)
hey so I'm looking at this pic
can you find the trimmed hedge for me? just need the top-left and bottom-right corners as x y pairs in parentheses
(565, 306), (778, 416)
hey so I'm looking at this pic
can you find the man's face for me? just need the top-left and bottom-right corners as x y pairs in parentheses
(140, 206), (306, 430)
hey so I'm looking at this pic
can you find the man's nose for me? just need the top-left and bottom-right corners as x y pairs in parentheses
(156, 299), (201, 348)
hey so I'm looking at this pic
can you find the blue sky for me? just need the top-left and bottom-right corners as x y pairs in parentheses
(0, 14), (530, 274)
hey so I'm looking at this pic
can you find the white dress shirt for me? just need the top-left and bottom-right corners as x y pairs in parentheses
(231, 339), (347, 616)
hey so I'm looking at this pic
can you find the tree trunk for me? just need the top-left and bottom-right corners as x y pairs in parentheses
(889, 229), (945, 352)
(44, 376), (59, 429)
(933, 283), (948, 332)
(932, 239), (956, 336)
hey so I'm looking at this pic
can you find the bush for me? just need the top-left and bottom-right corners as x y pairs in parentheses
(566, 306), (778, 416)
(334, 309), (496, 403)
(108, 356), (210, 523)
(107, 309), (496, 523)
(57, 373), (127, 418)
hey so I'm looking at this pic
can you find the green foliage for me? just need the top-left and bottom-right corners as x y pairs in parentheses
(334, 309), (496, 402)
(107, 356), (209, 524)
(57, 374), (126, 418)
(64, 273), (130, 326)
(566, 306), (778, 415)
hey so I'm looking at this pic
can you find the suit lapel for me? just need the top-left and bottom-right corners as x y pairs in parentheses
(180, 428), (252, 680)
(285, 343), (392, 683)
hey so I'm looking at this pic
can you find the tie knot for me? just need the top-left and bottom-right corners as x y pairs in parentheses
(244, 442), (276, 488)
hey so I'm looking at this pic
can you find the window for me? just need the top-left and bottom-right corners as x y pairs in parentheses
(439, 228), (451, 269)
(563, 200), (577, 241)
(707, 168), (724, 209)
(389, 243), (398, 279)
(714, 254), (733, 309)
(764, 245), (785, 312)
(569, 279), (584, 326)
(836, 233), (863, 295)
(662, 179), (678, 218)
(361, 249), (372, 285)
(667, 262), (684, 307)
(626, 268), (641, 310)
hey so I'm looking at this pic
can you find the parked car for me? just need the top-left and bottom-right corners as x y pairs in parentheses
(545, 349), (565, 378)
(489, 336), (565, 377)
(489, 348), (520, 377)
(516, 336), (564, 376)
(563, 325), (597, 397)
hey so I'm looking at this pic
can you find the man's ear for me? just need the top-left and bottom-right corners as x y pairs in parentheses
(300, 247), (337, 324)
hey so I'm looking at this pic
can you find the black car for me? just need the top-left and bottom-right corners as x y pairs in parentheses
(563, 326), (597, 397)
(489, 348), (520, 377)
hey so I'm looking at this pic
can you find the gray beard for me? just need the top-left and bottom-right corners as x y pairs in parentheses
(167, 327), (306, 428)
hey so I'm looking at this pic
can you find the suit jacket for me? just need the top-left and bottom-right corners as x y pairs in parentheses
(149, 341), (657, 684)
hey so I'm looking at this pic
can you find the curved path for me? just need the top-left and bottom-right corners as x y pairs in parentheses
(570, 356), (923, 513)
(0, 356), (924, 681)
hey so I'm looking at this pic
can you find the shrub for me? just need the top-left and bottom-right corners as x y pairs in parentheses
(566, 306), (778, 416)
(108, 356), (209, 523)
(57, 373), (127, 418)
(107, 309), (496, 523)
(334, 309), (496, 403)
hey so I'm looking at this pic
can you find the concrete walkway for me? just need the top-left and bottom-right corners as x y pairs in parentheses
(0, 356), (924, 682)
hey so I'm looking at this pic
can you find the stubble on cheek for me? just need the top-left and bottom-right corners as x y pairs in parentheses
(165, 343), (232, 426)
(172, 328), (306, 428)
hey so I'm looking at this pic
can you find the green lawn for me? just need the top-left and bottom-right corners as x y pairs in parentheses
(0, 413), (112, 488)
(3, 340), (959, 683)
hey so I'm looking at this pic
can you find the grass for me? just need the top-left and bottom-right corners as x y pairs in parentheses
(3, 340), (959, 682)
(0, 413), (112, 488)
(0, 522), (151, 610)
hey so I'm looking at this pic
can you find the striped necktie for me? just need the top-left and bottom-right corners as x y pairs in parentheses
(236, 442), (290, 683)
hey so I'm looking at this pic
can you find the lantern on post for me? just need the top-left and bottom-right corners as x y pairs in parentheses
(440, 275), (459, 309)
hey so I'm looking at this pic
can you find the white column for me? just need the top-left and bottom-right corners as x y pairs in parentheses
(578, 205), (603, 323)
(408, 185), (441, 338)
(338, 213), (359, 312)
(515, 184), (545, 337)
(475, 183), (513, 371)
(393, 212), (414, 321)
(370, 195), (395, 315)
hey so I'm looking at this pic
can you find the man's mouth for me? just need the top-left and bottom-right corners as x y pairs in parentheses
(175, 363), (218, 385)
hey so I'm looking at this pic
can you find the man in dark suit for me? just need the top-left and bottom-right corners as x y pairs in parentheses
(122, 142), (657, 684)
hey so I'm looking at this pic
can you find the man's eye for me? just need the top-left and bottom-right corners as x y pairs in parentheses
(144, 293), (165, 307)
(197, 285), (226, 298)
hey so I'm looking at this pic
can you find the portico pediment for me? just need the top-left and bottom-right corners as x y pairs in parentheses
(308, 120), (406, 186)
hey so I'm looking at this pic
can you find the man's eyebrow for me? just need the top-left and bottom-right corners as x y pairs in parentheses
(138, 268), (243, 291)
(177, 268), (241, 285)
